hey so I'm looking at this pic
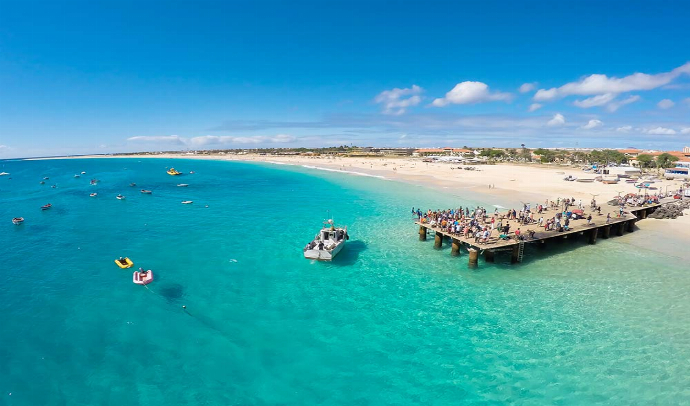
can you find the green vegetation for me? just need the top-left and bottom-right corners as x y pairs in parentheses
(655, 153), (679, 168)
(636, 154), (654, 168)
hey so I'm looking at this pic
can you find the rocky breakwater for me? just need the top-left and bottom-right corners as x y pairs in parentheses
(648, 200), (690, 219)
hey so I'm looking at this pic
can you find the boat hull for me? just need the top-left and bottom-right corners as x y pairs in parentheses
(115, 258), (134, 269)
(133, 270), (154, 285)
(304, 240), (345, 261)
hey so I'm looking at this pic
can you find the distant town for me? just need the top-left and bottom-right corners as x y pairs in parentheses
(115, 146), (690, 168)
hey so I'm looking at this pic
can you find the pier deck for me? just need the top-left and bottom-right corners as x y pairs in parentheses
(416, 198), (678, 265)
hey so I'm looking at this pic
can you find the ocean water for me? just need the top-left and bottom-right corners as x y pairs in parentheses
(1, 158), (689, 405)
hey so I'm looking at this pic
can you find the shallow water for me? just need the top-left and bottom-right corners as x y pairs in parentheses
(1, 158), (689, 405)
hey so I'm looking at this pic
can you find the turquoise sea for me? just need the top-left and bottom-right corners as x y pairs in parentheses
(1, 158), (689, 405)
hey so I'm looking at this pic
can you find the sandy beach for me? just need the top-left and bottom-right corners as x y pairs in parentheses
(32, 152), (690, 240)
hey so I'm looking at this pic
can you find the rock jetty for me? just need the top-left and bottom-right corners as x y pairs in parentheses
(648, 200), (690, 219)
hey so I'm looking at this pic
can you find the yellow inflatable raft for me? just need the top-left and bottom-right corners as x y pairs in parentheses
(115, 257), (134, 269)
(167, 168), (181, 176)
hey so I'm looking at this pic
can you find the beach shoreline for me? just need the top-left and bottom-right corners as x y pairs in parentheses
(25, 152), (690, 242)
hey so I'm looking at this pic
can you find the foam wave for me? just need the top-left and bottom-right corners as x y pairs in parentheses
(300, 165), (388, 180)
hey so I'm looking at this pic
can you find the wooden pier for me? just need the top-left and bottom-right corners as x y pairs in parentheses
(416, 198), (677, 267)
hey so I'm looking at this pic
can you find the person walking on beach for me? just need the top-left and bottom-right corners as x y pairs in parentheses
(587, 214), (592, 225)
(606, 213), (611, 224)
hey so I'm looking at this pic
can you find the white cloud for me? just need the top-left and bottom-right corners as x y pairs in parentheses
(189, 134), (296, 146)
(606, 95), (640, 112)
(616, 126), (633, 133)
(528, 103), (542, 112)
(547, 113), (566, 126)
(657, 99), (675, 109)
(374, 85), (423, 115)
(519, 82), (537, 93)
(127, 135), (186, 145)
(581, 119), (603, 130)
(681, 127), (690, 134)
(534, 62), (690, 101)
(573, 93), (616, 108)
(432, 81), (512, 107)
(127, 134), (296, 147)
(646, 127), (676, 135)
(0, 144), (8, 150)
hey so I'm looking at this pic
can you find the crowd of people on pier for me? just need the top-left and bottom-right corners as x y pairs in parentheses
(412, 196), (624, 245)
(412, 189), (681, 245)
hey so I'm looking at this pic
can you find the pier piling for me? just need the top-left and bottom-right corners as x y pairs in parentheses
(451, 240), (461, 256)
(511, 245), (520, 263)
(616, 222), (624, 236)
(627, 220), (635, 232)
(484, 250), (495, 263)
(434, 232), (443, 249)
(468, 248), (478, 267)
(419, 225), (427, 241)
(588, 228), (598, 244)
(602, 225), (611, 239)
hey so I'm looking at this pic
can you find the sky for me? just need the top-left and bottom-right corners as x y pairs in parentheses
(1, 0), (690, 158)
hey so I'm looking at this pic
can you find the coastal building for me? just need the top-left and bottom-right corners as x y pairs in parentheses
(617, 148), (690, 166)
(415, 148), (472, 156)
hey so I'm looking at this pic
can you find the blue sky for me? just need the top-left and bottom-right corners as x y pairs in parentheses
(1, 0), (690, 157)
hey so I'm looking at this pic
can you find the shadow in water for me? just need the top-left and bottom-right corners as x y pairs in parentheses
(157, 283), (185, 303)
(331, 240), (367, 266)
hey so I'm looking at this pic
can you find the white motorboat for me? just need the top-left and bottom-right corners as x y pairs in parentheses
(177, 183), (189, 187)
(0, 172), (10, 176)
(116, 194), (126, 200)
(181, 200), (193, 204)
(303, 220), (348, 261)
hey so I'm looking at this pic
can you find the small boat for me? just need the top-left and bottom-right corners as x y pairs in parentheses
(0, 172), (10, 176)
(12, 217), (24, 225)
(115, 257), (134, 269)
(303, 220), (348, 261)
(43, 177), (49, 180)
(181, 200), (193, 204)
(81, 171), (86, 174)
(563, 175), (577, 181)
(189, 171), (195, 174)
(90, 179), (98, 185)
(116, 194), (126, 200)
(177, 183), (189, 187)
(601, 176), (619, 184)
(129, 183), (136, 187)
(167, 168), (181, 176)
(41, 204), (52, 210)
(74, 174), (81, 178)
(39, 181), (45, 185)
(90, 193), (98, 197)
(51, 185), (57, 188)
(625, 179), (638, 183)
(133, 269), (154, 285)
(576, 178), (595, 183)
(140, 189), (152, 194)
